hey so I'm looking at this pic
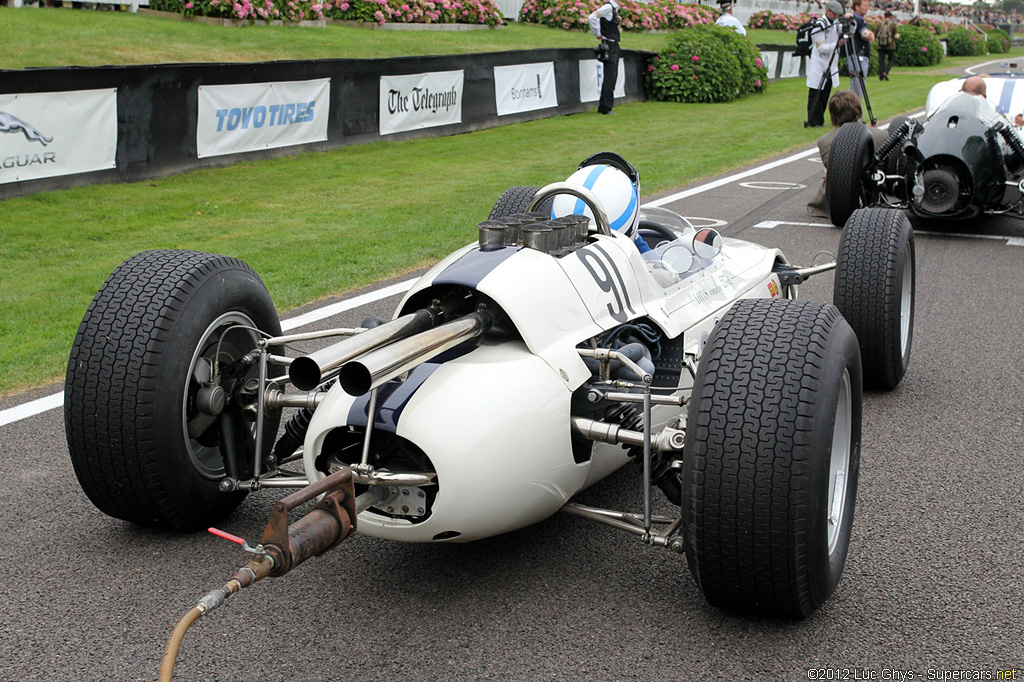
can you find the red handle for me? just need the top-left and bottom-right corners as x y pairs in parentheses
(208, 527), (246, 545)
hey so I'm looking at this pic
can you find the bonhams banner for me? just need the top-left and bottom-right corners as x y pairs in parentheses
(197, 79), (330, 159)
(578, 59), (625, 103)
(379, 71), (463, 136)
(0, 89), (116, 185)
(493, 62), (557, 117)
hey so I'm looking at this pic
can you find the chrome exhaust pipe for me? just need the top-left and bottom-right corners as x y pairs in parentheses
(339, 311), (492, 396)
(289, 309), (437, 391)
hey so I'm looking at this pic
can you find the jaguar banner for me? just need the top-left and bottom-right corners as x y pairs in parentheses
(197, 78), (330, 159)
(0, 88), (117, 185)
(493, 62), (558, 117)
(379, 70), (463, 136)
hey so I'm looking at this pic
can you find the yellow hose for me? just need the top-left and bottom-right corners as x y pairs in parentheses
(158, 606), (204, 682)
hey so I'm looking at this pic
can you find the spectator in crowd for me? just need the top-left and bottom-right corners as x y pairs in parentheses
(716, 0), (747, 36)
(846, 0), (875, 99)
(806, 0), (845, 128)
(875, 11), (898, 81)
(588, 0), (621, 115)
(808, 90), (888, 217)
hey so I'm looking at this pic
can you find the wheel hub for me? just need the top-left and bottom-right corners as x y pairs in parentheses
(920, 167), (960, 213)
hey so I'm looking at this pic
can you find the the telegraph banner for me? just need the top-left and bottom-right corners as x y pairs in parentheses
(379, 70), (463, 136)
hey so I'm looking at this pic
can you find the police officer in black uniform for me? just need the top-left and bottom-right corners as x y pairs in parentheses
(588, 0), (620, 115)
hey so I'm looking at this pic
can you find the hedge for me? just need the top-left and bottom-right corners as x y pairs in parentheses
(646, 23), (767, 103)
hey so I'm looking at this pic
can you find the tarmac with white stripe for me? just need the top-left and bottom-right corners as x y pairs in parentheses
(1, 135), (1022, 682)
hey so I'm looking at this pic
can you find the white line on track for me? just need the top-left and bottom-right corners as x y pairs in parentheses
(0, 114), (924, 426)
(965, 60), (1012, 76)
(753, 220), (832, 229)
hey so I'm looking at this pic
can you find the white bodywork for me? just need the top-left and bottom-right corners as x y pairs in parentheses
(925, 74), (1024, 119)
(302, 212), (787, 542)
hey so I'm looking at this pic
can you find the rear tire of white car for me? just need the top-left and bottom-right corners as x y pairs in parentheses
(489, 185), (550, 219)
(64, 250), (282, 530)
(827, 122), (877, 227)
(834, 207), (915, 391)
(681, 299), (862, 619)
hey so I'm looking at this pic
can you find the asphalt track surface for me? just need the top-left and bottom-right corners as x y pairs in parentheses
(1, 138), (1022, 682)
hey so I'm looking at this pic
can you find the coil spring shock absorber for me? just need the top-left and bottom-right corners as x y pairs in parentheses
(999, 123), (1024, 171)
(605, 404), (682, 505)
(272, 379), (336, 462)
(873, 118), (914, 164)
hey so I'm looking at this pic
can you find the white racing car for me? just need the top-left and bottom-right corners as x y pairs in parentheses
(64, 153), (915, 678)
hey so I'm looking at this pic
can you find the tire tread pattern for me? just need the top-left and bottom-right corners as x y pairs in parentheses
(683, 299), (846, 618)
(488, 186), (543, 219)
(827, 122), (874, 227)
(833, 208), (914, 390)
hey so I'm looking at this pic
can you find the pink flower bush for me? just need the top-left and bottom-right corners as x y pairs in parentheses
(522, 0), (715, 32)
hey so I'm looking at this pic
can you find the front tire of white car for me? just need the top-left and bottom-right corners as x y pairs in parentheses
(681, 299), (863, 619)
(834, 207), (915, 391)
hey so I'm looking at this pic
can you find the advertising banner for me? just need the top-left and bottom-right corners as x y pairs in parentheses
(493, 62), (558, 117)
(781, 52), (804, 79)
(379, 70), (464, 136)
(578, 59), (625, 103)
(0, 88), (117, 185)
(197, 78), (330, 159)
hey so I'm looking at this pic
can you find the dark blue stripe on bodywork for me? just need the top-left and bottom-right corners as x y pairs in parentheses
(433, 245), (520, 289)
(998, 79), (1016, 116)
(346, 345), (478, 431)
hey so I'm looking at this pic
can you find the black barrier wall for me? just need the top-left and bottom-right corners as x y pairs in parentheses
(0, 49), (649, 199)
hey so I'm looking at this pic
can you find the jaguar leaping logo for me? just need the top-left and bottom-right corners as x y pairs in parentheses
(0, 110), (53, 146)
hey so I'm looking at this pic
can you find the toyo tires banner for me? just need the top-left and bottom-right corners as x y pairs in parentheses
(493, 62), (558, 117)
(197, 78), (330, 159)
(0, 89), (116, 185)
(379, 70), (464, 136)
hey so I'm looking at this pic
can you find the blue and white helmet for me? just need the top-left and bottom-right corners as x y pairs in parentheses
(551, 152), (641, 239)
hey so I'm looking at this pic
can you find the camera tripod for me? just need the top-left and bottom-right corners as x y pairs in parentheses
(804, 21), (877, 127)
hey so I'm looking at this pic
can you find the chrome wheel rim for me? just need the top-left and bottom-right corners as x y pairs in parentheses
(900, 257), (913, 359)
(182, 312), (260, 480)
(827, 369), (853, 556)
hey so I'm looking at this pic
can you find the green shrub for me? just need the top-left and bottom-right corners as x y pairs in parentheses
(946, 27), (988, 56)
(895, 24), (943, 66)
(988, 28), (1011, 54)
(646, 24), (767, 103)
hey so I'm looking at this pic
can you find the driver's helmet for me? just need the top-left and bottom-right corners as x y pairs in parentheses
(551, 152), (640, 240)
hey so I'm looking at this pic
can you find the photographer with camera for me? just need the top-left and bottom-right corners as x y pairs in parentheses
(806, 1), (844, 128)
(588, 0), (620, 115)
(846, 0), (875, 99)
